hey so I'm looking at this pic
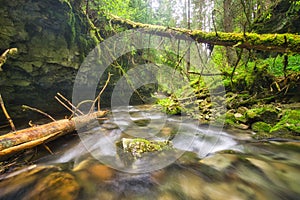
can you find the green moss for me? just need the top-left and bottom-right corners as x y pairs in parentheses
(270, 110), (300, 135)
(67, 10), (76, 46)
(251, 109), (300, 139)
(117, 138), (173, 158)
(10, 80), (31, 87)
(157, 98), (182, 115)
(245, 106), (278, 124)
(225, 112), (237, 126)
(245, 108), (261, 119)
(234, 113), (247, 123)
(251, 121), (272, 133)
(252, 132), (274, 140)
(223, 112), (248, 129)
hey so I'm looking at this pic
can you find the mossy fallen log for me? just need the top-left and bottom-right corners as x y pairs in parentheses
(108, 14), (300, 53)
(0, 111), (107, 157)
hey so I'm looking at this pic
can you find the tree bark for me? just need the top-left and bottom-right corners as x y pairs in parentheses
(223, 0), (236, 66)
(0, 111), (107, 157)
(108, 14), (300, 54)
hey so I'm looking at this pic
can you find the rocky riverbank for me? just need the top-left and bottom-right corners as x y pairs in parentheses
(157, 84), (300, 139)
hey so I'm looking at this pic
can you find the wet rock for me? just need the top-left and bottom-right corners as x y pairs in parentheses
(237, 123), (249, 130)
(0, 165), (63, 199)
(26, 172), (80, 200)
(224, 112), (249, 130)
(87, 164), (114, 181)
(234, 112), (247, 123)
(237, 106), (248, 114)
(116, 138), (173, 159)
(247, 157), (300, 194)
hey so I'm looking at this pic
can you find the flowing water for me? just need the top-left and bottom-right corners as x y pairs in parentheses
(0, 105), (299, 200)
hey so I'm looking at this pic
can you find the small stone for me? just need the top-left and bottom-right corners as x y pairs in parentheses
(237, 106), (248, 114)
(234, 113), (243, 118)
(237, 123), (249, 130)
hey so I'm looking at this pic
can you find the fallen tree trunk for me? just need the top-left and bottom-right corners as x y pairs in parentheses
(0, 111), (107, 157)
(108, 14), (300, 54)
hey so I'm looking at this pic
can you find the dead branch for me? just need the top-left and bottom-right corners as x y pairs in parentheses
(89, 72), (112, 113)
(188, 71), (224, 76)
(55, 96), (76, 116)
(0, 110), (107, 157)
(22, 105), (56, 122)
(0, 94), (16, 131)
(0, 48), (17, 71)
(0, 73), (111, 157)
(56, 93), (84, 115)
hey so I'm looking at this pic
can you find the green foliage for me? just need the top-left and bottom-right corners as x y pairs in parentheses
(270, 109), (300, 135)
(94, 0), (139, 20)
(157, 98), (182, 115)
(251, 121), (272, 133)
(289, 0), (300, 13)
(211, 45), (300, 93)
(266, 54), (300, 76)
(88, 0), (175, 25)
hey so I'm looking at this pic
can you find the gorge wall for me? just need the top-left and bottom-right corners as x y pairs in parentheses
(0, 0), (97, 124)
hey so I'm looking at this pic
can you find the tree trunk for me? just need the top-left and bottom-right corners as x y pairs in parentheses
(108, 14), (300, 53)
(223, 0), (237, 66)
(0, 111), (107, 157)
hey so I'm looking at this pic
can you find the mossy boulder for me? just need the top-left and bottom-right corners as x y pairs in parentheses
(157, 98), (182, 115)
(270, 110), (300, 135)
(251, 109), (300, 139)
(245, 106), (278, 124)
(251, 121), (272, 133)
(224, 112), (249, 130)
(116, 138), (173, 159)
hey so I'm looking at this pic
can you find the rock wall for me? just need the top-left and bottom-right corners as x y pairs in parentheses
(0, 0), (97, 124)
(253, 0), (300, 34)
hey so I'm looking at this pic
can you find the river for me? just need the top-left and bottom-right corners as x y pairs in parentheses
(0, 105), (299, 200)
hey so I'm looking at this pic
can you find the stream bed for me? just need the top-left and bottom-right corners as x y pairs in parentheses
(0, 105), (299, 200)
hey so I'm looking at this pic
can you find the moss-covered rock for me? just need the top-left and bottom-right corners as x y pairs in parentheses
(157, 98), (182, 115)
(270, 110), (300, 135)
(224, 112), (249, 130)
(116, 138), (173, 159)
(251, 121), (272, 133)
(245, 106), (278, 124)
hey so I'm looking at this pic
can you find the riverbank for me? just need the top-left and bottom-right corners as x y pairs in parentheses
(156, 71), (300, 139)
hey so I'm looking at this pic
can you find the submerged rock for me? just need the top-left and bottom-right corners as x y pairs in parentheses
(26, 172), (80, 200)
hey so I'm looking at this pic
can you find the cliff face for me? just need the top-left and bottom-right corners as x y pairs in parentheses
(0, 0), (97, 123)
(252, 0), (300, 34)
